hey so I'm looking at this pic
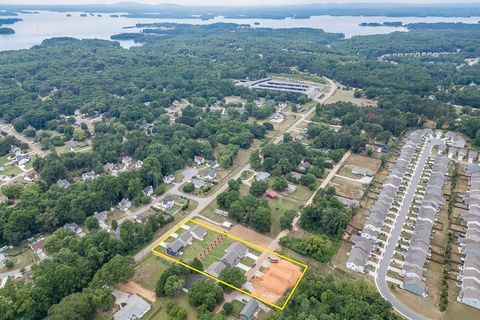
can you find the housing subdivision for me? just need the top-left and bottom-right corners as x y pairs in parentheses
(457, 165), (480, 309)
(346, 129), (434, 275)
(347, 129), (465, 299)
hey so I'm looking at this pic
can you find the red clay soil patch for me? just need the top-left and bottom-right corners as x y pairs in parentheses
(251, 259), (303, 304)
(117, 281), (156, 303)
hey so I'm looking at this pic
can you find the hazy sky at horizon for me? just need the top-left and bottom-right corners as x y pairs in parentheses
(1, 0), (478, 6)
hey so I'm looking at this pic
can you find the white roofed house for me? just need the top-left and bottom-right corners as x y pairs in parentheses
(190, 225), (207, 241)
(458, 149), (467, 162)
(163, 174), (176, 184)
(161, 198), (175, 209)
(194, 156), (205, 166)
(66, 140), (79, 151)
(203, 170), (217, 181)
(121, 156), (132, 168)
(192, 178), (205, 189)
(468, 151), (478, 164)
(94, 211), (109, 230)
(12, 153), (30, 166)
(118, 199), (132, 212)
(255, 171), (271, 183)
(135, 160), (143, 169)
(82, 171), (98, 181)
(56, 179), (71, 189)
(112, 290), (151, 320)
(64, 222), (84, 237)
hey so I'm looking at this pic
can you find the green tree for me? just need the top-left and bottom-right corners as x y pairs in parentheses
(249, 181), (268, 197)
(188, 279), (224, 311)
(164, 275), (183, 296)
(219, 267), (245, 288)
(84, 216), (99, 231)
(183, 183), (195, 193)
(272, 177), (288, 191)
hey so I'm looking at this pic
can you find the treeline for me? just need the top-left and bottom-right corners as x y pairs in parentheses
(261, 275), (400, 320)
(0, 227), (135, 320)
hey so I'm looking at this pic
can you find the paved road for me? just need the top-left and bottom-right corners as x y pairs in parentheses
(0, 123), (46, 157)
(374, 138), (442, 320)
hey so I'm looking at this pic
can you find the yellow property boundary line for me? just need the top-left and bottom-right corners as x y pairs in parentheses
(151, 218), (308, 310)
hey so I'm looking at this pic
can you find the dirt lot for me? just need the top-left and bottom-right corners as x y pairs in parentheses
(230, 224), (274, 248)
(324, 87), (378, 107)
(344, 153), (381, 173)
(251, 259), (303, 305)
(329, 176), (365, 200)
(117, 281), (156, 303)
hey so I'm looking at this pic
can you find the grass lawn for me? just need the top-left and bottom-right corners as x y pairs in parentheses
(163, 204), (182, 216)
(146, 294), (197, 320)
(202, 238), (235, 270)
(106, 210), (126, 225)
(0, 248), (36, 273)
(132, 253), (171, 291)
(0, 155), (10, 166)
(1, 164), (22, 176)
(241, 256), (256, 268)
(24, 155), (38, 170)
(268, 197), (300, 237)
(175, 227), (219, 262)
(230, 300), (245, 319)
(288, 185), (314, 202)
(338, 167), (362, 180)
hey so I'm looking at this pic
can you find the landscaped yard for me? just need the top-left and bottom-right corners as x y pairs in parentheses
(268, 197), (301, 237)
(230, 300), (245, 319)
(201, 237), (235, 270)
(146, 294), (197, 320)
(0, 247), (36, 273)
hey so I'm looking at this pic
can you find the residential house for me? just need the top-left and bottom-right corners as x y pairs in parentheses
(205, 261), (227, 278)
(182, 274), (205, 293)
(192, 179), (205, 189)
(161, 199), (175, 210)
(94, 211), (108, 229)
(221, 242), (248, 267)
(203, 171), (217, 181)
(288, 172), (303, 182)
(10, 145), (21, 155)
(121, 156), (132, 167)
(143, 186), (154, 196)
(66, 140), (79, 151)
(215, 209), (229, 217)
(194, 156), (205, 166)
(82, 171), (98, 181)
(135, 160), (143, 169)
(255, 172), (271, 183)
(163, 175), (176, 184)
(298, 160), (312, 172)
(29, 238), (46, 260)
(103, 163), (115, 172)
(240, 299), (259, 320)
(206, 160), (220, 169)
(24, 171), (39, 182)
(56, 179), (71, 189)
(12, 154), (30, 166)
(403, 276), (427, 297)
(166, 231), (193, 256)
(352, 166), (374, 177)
(112, 290), (151, 320)
(64, 223), (84, 236)
(118, 199), (132, 212)
(190, 225), (207, 241)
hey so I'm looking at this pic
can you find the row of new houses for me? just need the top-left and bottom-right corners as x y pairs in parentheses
(457, 166), (480, 309)
(402, 155), (449, 296)
(439, 145), (478, 163)
(346, 129), (431, 273)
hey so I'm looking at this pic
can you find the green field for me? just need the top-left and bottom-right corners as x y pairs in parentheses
(133, 253), (171, 291)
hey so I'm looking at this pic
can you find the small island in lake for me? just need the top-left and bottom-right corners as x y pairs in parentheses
(359, 21), (403, 27)
(0, 27), (15, 35)
(66, 14), (72, 17)
(80, 13), (87, 17)
(110, 14), (120, 18)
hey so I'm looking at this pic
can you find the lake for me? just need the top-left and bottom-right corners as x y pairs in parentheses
(0, 11), (479, 51)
